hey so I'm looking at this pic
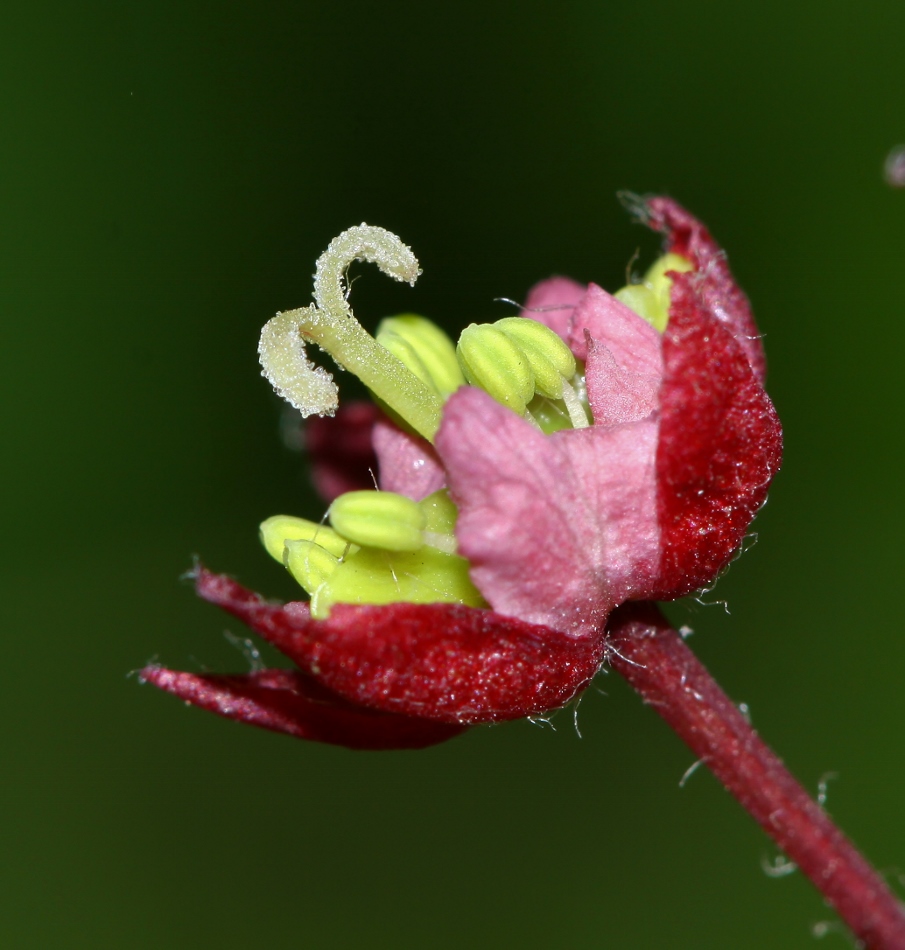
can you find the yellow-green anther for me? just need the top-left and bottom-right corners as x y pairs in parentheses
(258, 225), (445, 443)
(417, 489), (459, 555)
(311, 546), (486, 619)
(283, 539), (341, 597)
(493, 317), (576, 399)
(643, 252), (693, 301)
(374, 329), (436, 390)
(259, 515), (350, 564)
(613, 253), (693, 333)
(376, 315), (465, 398)
(614, 284), (663, 330)
(419, 490), (458, 534)
(645, 252), (693, 332)
(329, 490), (426, 552)
(456, 323), (535, 415)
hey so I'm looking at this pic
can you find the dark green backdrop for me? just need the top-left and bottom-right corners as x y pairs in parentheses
(4, 1), (904, 947)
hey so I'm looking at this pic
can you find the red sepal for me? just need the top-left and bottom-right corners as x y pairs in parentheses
(195, 567), (605, 724)
(141, 666), (465, 750)
(643, 196), (766, 380)
(646, 201), (783, 598)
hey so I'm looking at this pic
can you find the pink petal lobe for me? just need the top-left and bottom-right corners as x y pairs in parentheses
(651, 276), (782, 598)
(568, 283), (663, 375)
(567, 284), (663, 426)
(372, 417), (447, 500)
(643, 197), (766, 381)
(435, 389), (660, 636)
(194, 567), (603, 723)
(584, 335), (660, 427)
(141, 665), (465, 750)
(305, 402), (380, 502)
(520, 276), (586, 339)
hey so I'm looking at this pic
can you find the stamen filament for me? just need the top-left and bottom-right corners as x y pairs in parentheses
(561, 378), (590, 428)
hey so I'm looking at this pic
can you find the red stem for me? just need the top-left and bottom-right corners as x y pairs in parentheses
(606, 603), (905, 950)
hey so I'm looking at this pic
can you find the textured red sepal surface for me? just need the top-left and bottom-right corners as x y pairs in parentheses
(195, 567), (606, 724)
(638, 198), (783, 599)
(651, 278), (782, 598)
(141, 666), (466, 750)
(643, 196), (766, 380)
(305, 401), (380, 502)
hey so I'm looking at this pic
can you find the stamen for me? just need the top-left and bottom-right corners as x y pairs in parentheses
(614, 252), (692, 332)
(259, 515), (351, 563)
(494, 317), (576, 399)
(418, 490), (460, 553)
(266, 488), (478, 617)
(375, 314), (465, 398)
(614, 285), (662, 330)
(311, 545), (486, 618)
(283, 539), (341, 597)
(456, 323), (535, 415)
(329, 490), (426, 553)
(560, 379), (590, 429)
(258, 225), (445, 442)
(529, 396), (572, 434)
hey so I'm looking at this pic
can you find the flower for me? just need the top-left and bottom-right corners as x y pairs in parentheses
(142, 196), (781, 750)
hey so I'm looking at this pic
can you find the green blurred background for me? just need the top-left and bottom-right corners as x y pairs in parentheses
(4, 1), (904, 946)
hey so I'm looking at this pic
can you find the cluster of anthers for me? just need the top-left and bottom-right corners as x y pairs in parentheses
(257, 224), (691, 622)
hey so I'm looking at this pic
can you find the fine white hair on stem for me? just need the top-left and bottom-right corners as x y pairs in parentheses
(761, 853), (797, 878)
(817, 772), (839, 808)
(678, 758), (704, 788)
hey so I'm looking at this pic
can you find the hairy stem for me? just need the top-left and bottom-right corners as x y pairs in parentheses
(606, 602), (905, 949)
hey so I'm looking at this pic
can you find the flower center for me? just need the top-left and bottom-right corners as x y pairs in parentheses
(257, 225), (689, 615)
(258, 223), (600, 444)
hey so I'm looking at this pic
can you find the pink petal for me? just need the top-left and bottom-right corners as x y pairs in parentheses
(194, 567), (604, 723)
(651, 272), (782, 598)
(435, 388), (661, 637)
(372, 417), (447, 500)
(565, 284), (663, 427)
(304, 401), (380, 502)
(643, 197), (766, 381)
(568, 283), (663, 375)
(141, 665), (465, 750)
(520, 276), (586, 339)
(584, 337), (660, 427)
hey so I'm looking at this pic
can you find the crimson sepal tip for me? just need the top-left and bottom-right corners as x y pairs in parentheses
(140, 665), (467, 750)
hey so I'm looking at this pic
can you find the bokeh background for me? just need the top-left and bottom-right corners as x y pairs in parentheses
(4, 1), (905, 946)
